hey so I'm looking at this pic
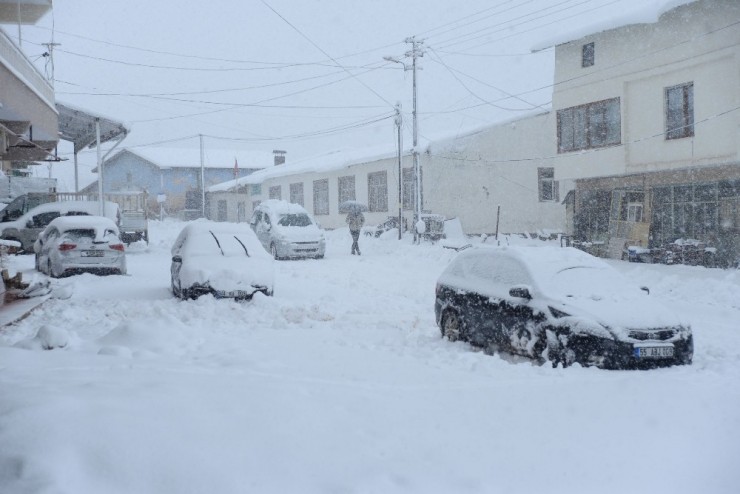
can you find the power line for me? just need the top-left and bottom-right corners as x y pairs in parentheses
(260, 0), (395, 109)
(427, 47), (547, 111)
(435, 0), (621, 51)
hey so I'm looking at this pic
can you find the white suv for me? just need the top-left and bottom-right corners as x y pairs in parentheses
(249, 200), (326, 260)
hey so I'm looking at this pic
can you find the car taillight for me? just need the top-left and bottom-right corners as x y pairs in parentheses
(58, 243), (76, 251)
(109, 244), (125, 252)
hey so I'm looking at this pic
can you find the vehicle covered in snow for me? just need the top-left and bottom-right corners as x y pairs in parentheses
(170, 222), (274, 301)
(0, 200), (120, 253)
(434, 245), (693, 369)
(34, 216), (127, 278)
(249, 200), (326, 260)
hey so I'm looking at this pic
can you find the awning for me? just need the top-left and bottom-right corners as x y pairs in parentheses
(56, 102), (129, 154)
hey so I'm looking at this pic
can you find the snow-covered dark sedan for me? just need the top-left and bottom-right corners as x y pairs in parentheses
(171, 222), (274, 301)
(435, 246), (693, 369)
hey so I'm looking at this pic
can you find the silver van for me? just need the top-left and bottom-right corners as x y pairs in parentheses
(249, 200), (326, 260)
(0, 200), (120, 253)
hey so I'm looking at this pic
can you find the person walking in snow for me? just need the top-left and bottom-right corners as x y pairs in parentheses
(346, 210), (365, 255)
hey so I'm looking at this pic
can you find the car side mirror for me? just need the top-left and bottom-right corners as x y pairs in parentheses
(640, 286), (650, 295)
(172, 255), (182, 263)
(509, 286), (532, 300)
(26, 220), (35, 228)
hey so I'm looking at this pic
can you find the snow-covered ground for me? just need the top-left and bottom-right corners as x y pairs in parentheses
(1, 219), (739, 494)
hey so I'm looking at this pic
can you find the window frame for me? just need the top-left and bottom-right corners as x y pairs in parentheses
(537, 167), (558, 202)
(338, 175), (356, 207)
(367, 171), (388, 213)
(289, 182), (304, 206)
(313, 179), (329, 216)
(268, 185), (281, 200)
(557, 97), (621, 153)
(665, 82), (694, 140)
(582, 42), (594, 68)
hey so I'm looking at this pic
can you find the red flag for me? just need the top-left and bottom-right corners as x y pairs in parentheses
(234, 157), (239, 179)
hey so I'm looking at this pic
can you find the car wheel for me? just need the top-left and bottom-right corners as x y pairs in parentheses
(441, 309), (464, 342)
(270, 243), (279, 260)
(545, 328), (575, 368)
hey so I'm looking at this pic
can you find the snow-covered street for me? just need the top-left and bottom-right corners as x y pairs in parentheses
(1, 220), (739, 494)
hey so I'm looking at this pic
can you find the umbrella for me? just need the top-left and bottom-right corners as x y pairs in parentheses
(339, 200), (368, 214)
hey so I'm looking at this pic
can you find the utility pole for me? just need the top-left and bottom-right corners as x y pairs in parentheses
(395, 103), (403, 240)
(405, 36), (424, 243)
(199, 134), (205, 218)
(385, 38), (424, 243)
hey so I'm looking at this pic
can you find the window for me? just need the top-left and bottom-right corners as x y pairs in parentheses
(269, 185), (281, 200)
(313, 179), (329, 215)
(251, 184), (262, 195)
(402, 167), (414, 210)
(538, 168), (558, 202)
(557, 98), (621, 152)
(338, 176), (355, 206)
(290, 182), (304, 206)
(368, 171), (388, 212)
(627, 203), (643, 222)
(217, 200), (227, 222)
(237, 202), (245, 223)
(582, 42), (594, 67)
(666, 82), (694, 140)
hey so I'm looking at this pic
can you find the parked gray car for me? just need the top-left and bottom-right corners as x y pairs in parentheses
(0, 200), (120, 253)
(250, 200), (326, 260)
(34, 216), (127, 278)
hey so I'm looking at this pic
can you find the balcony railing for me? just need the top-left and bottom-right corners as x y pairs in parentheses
(0, 26), (55, 110)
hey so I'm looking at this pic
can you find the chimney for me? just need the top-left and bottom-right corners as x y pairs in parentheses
(273, 150), (286, 166)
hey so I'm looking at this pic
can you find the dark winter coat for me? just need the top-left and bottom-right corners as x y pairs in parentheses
(346, 212), (365, 232)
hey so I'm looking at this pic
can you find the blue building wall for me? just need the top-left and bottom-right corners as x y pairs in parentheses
(91, 150), (257, 213)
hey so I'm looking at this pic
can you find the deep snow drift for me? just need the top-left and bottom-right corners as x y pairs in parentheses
(1, 219), (739, 494)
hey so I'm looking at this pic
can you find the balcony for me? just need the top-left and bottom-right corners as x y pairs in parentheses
(0, 19), (58, 161)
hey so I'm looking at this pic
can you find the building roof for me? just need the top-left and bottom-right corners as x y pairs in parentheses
(105, 147), (273, 171)
(531, 0), (696, 51)
(209, 110), (549, 192)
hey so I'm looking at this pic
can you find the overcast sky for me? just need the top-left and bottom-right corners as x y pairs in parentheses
(4, 0), (685, 190)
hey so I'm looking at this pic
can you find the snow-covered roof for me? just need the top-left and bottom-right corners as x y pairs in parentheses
(210, 111), (548, 192)
(531, 0), (696, 51)
(107, 147), (273, 171)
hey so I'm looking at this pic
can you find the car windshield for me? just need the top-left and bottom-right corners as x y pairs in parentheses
(278, 213), (312, 227)
(542, 265), (640, 299)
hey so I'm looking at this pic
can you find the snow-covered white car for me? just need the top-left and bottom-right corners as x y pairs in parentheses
(250, 200), (325, 260)
(435, 245), (693, 369)
(34, 216), (127, 278)
(170, 222), (274, 300)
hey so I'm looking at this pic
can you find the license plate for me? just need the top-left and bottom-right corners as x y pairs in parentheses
(82, 250), (104, 257)
(634, 346), (674, 358)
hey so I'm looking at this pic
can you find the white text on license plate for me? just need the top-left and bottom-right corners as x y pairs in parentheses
(82, 250), (104, 257)
(634, 346), (674, 358)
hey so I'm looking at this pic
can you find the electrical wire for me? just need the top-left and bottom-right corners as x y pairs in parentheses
(259, 0), (395, 109)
